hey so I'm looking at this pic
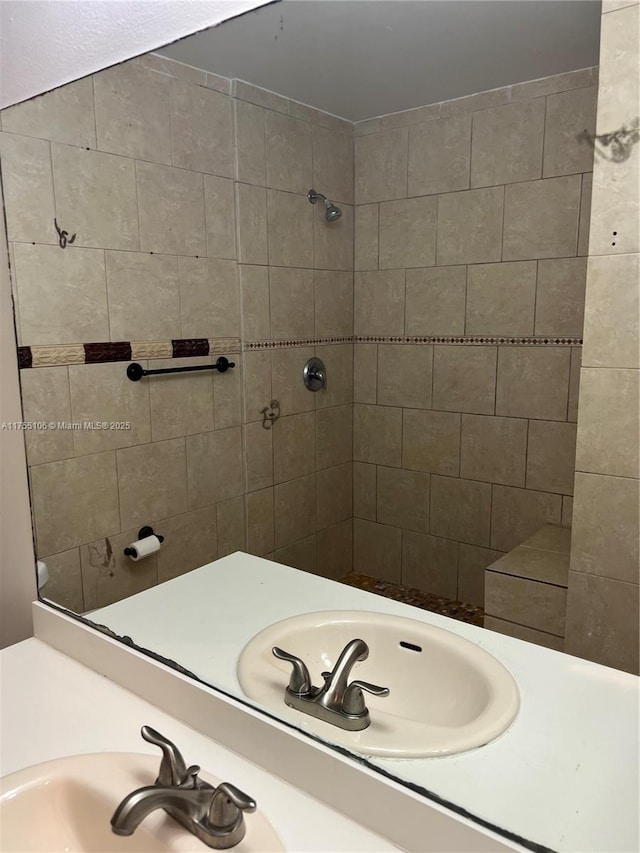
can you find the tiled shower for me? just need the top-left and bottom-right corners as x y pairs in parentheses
(0, 51), (596, 619)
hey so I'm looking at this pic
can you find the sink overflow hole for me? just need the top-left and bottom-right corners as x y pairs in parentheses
(399, 641), (422, 653)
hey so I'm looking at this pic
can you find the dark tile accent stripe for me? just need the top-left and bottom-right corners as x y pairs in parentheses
(84, 342), (132, 363)
(17, 346), (32, 369)
(244, 335), (583, 350)
(172, 338), (210, 357)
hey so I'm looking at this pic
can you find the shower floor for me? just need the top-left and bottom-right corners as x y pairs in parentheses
(341, 573), (484, 627)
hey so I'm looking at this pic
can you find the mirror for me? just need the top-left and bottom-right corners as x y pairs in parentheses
(2, 0), (604, 848)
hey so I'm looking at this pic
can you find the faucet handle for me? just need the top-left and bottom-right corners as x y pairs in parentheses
(208, 782), (256, 830)
(141, 725), (190, 787)
(272, 647), (312, 695)
(342, 680), (390, 716)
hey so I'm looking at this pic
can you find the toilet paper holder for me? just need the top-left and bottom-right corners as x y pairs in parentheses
(123, 526), (164, 557)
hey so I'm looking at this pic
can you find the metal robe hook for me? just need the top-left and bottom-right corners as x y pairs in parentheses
(54, 218), (76, 249)
(260, 400), (280, 430)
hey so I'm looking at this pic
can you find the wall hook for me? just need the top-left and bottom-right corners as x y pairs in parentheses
(54, 218), (76, 249)
(260, 400), (280, 430)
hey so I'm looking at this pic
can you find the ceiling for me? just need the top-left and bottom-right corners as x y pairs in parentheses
(159, 1), (601, 122)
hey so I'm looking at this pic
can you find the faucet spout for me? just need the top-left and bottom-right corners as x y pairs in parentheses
(318, 638), (368, 710)
(111, 785), (212, 836)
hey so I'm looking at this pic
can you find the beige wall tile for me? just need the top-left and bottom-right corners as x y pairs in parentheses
(234, 100), (266, 186)
(353, 462), (376, 521)
(354, 129), (408, 204)
(265, 112), (312, 194)
(205, 71), (231, 95)
(147, 357), (214, 441)
(186, 427), (244, 509)
(317, 463), (352, 528)
(402, 409), (461, 476)
(245, 421), (273, 492)
(107, 251), (180, 341)
(460, 413), (528, 487)
(408, 115), (471, 196)
(233, 80), (290, 114)
(171, 80), (233, 177)
(582, 254), (640, 368)
(178, 257), (239, 340)
(269, 267), (314, 339)
(522, 523), (571, 554)
(317, 520), (353, 580)
(94, 61), (171, 163)
(271, 347), (315, 415)
(247, 488), (274, 556)
(80, 526), (157, 611)
(3, 77), (96, 147)
(568, 347), (582, 423)
(69, 361), (151, 453)
(314, 271), (353, 337)
(379, 196), (437, 269)
(483, 617), (564, 652)
(274, 535), (317, 575)
(354, 344), (377, 404)
(117, 438), (187, 529)
(577, 173), (593, 257)
(377, 345), (432, 409)
(489, 546), (569, 587)
(562, 495), (574, 527)
(354, 271), (405, 336)
(381, 103), (441, 130)
(496, 347), (571, 420)
(40, 548), (84, 613)
(354, 205), (379, 271)
(430, 475), (492, 547)
(503, 175), (581, 260)
(0, 133), (56, 244)
(527, 420), (577, 495)
(509, 69), (592, 101)
(402, 531), (458, 598)
(466, 262), (537, 335)
(353, 404), (402, 467)
(213, 355), (242, 430)
(317, 405), (352, 470)
(138, 54), (206, 85)
(472, 99), (545, 187)
(15, 243), (108, 345)
(240, 265), (270, 340)
(52, 144), (139, 250)
(204, 175), (236, 260)
(20, 367), (75, 465)
(405, 266), (467, 336)
(490, 485), (562, 552)
(565, 572), (639, 675)
(535, 258), (587, 337)
(312, 125), (354, 205)
(440, 87), (510, 117)
(217, 495), (246, 556)
(156, 505), (217, 582)
(570, 472), (639, 584)
(315, 344), (353, 409)
(543, 86), (597, 177)
(601, 0), (640, 12)
(31, 451), (120, 555)
(575, 367), (639, 478)
(236, 184), (268, 265)
(267, 190), (314, 268)
(595, 4), (639, 134)
(432, 345), (497, 415)
(377, 466), (430, 533)
(274, 412), (316, 483)
(314, 203), (353, 272)
(589, 155), (639, 257)
(485, 571), (567, 635)
(274, 474), (316, 548)
(136, 161), (205, 256)
(458, 544), (504, 606)
(353, 518), (401, 582)
(437, 187), (503, 265)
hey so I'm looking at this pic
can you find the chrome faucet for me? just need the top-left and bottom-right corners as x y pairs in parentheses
(273, 639), (390, 731)
(111, 726), (256, 849)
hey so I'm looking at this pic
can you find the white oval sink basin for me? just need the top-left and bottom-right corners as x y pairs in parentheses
(0, 753), (283, 852)
(238, 610), (519, 758)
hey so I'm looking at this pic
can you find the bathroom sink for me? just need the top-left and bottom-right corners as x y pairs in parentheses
(238, 610), (519, 758)
(0, 753), (283, 852)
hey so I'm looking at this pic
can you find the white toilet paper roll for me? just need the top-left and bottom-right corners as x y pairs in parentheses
(126, 535), (162, 561)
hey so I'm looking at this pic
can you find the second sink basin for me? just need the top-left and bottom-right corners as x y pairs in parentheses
(238, 610), (519, 758)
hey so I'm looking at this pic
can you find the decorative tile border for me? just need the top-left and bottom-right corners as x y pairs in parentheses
(244, 335), (582, 351)
(18, 338), (241, 369)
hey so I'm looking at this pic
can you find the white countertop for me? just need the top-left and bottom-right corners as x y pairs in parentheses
(85, 553), (640, 853)
(0, 637), (399, 853)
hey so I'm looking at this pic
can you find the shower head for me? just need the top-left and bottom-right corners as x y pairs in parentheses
(307, 189), (342, 222)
